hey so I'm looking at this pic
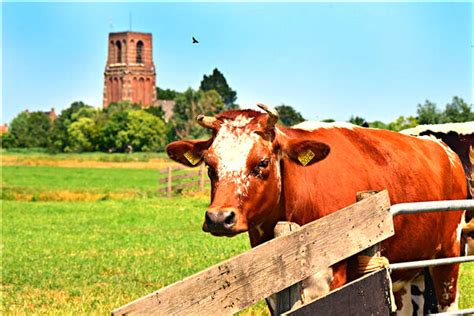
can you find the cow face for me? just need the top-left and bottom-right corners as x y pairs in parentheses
(166, 104), (330, 237)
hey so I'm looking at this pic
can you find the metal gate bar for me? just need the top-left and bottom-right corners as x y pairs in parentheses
(428, 308), (474, 315)
(390, 200), (474, 216)
(389, 199), (474, 314)
(389, 255), (474, 271)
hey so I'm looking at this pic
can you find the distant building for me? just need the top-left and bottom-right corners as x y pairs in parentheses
(156, 100), (175, 122)
(46, 108), (56, 122)
(0, 123), (8, 134)
(103, 32), (157, 108)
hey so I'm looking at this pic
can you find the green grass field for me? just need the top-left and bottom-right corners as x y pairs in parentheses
(2, 198), (254, 314)
(2, 165), (158, 194)
(1, 152), (473, 314)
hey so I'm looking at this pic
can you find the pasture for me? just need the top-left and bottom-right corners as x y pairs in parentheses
(1, 151), (473, 314)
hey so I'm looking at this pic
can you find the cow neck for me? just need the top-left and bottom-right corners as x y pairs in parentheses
(248, 159), (286, 248)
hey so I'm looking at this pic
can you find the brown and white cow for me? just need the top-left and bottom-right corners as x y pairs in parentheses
(401, 123), (474, 257)
(167, 105), (467, 314)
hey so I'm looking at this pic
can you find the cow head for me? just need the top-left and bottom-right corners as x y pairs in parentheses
(166, 104), (330, 237)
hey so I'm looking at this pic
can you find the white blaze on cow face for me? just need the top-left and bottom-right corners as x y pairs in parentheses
(209, 115), (270, 196)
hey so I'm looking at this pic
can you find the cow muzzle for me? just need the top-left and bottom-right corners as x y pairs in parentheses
(203, 209), (238, 235)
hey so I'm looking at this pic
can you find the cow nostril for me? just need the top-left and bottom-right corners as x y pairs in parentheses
(224, 211), (236, 227)
(205, 212), (214, 226)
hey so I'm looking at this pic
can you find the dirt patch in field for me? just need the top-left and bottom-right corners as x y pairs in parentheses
(1, 156), (177, 170)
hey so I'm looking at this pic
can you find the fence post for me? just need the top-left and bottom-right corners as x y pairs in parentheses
(356, 190), (381, 268)
(199, 164), (205, 192)
(274, 221), (303, 315)
(167, 166), (173, 198)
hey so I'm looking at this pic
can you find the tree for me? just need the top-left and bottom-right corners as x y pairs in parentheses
(417, 100), (441, 124)
(98, 109), (130, 152)
(321, 118), (335, 123)
(441, 96), (474, 123)
(67, 117), (98, 152)
(7, 111), (51, 148)
(199, 68), (237, 108)
(172, 88), (224, 139)
(387, 116), (418, 131)
(145, 106), (166, 120)
(348, 115), (366, 126)
(115, 110), (167, 152)
(369, 121), (388, 129)
(275, 104), (305, 126)
(104, 101), (141, 114)
(156, 87), (181, 100)
(49, 101), (94, 152)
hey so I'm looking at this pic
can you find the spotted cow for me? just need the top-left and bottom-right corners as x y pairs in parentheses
(167, 105), (467, 314)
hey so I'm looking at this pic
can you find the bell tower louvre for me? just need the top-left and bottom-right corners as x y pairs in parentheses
(103, 32), (157, 108)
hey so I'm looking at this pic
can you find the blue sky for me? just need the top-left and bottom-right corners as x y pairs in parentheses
(2, 2), (472, 124)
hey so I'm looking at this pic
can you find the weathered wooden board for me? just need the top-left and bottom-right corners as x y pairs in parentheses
(173, 180), (200, 190)
(158, 166), (187, 174)
(283, 269), (393, 316)
(274, 222), (303, 315)
(158, 171), (199, 184)
(112, 191), (393, 316)
(157, 179), (209, 193)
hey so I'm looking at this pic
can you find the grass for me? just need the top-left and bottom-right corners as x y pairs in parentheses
(2, 198), (258, 314)
(2, 166), (158, 193)
(460, 263), (474, 308)
(1, 165), (204, 201)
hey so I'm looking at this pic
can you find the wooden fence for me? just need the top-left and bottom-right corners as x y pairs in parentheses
(112, 191), (394, 315)
(157, 165), (210, 197)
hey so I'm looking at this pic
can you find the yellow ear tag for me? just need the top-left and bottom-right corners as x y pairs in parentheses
(298, 149), (315, 166)
(183, 151), (201, 166)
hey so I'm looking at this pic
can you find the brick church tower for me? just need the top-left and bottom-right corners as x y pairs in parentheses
(103, 32), (157, 108)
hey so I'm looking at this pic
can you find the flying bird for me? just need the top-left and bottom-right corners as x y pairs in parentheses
(192, 37), (199, 44)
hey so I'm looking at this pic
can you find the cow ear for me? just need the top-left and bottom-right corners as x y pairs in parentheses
(282, 140), (330, 166)
(166, 139), (211, 167)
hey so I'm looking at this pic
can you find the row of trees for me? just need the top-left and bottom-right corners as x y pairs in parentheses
(2, 67), (473, 152)
(348, 96), (473, 131)
(2, 102), (168, 152)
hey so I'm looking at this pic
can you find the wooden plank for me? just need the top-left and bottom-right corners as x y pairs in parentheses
(274, 222), (303, 315)
(173, 180), (199, 191)
(173, 172), (199, 181)
(158, 165), (187, 174)
(157, 187), (166, 194)
(157, 178), (208, 191)
(112, 190), (393, 316)
(158, 171), (199, 184)
(284, 269), (392, 316)
(356, 191), (381, 275)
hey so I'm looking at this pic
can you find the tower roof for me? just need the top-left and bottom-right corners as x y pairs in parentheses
(109, 31), (152, 36)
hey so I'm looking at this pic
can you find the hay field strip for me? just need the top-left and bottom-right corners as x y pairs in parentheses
(1, 152), (177, 170)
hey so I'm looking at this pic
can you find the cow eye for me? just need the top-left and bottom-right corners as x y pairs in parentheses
(252, 158), (270, 177)
(258, 159), (270, 169)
